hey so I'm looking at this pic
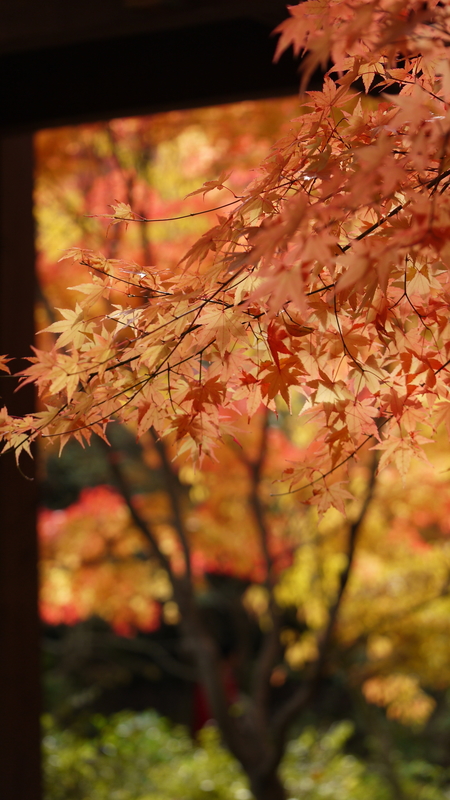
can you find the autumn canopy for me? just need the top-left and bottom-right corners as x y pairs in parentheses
(2, 0), (450, 513)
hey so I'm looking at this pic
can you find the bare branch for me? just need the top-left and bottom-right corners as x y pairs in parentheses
(241, 412), (284, 715)
(43, 632), (198, 683)
(247, 412), (273, 587)
(319, 454), (379, 648)
(104, 442), (174, 581)
(150, 428), (192, 582)
(271, 454), (379, 744)
(95, 632), (198, 682)
(100, 435), (254, 763)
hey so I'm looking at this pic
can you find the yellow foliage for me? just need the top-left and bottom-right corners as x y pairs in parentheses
(285, 633), (319, 670)
(366, 636), (393, 661)
(163, 601), (181, 625)
(242, 585), (269, 617)
(362, 675), (436, 725)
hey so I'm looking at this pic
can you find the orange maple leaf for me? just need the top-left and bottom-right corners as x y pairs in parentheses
(259, 356), (303, 408)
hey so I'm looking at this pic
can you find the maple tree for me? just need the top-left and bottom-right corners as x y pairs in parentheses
(3, 1), (450, 797)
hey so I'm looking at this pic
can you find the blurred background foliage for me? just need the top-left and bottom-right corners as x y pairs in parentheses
(35, 98), (450, 798)
(43, 711), (450, 800)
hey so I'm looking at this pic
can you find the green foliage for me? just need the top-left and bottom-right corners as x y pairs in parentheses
(282, 723), (385, 800)
(43, 712), (248, 800)
(43, 710), (449, 800)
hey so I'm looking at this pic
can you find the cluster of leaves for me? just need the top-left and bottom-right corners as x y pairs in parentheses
(43, 711), (409, 800)
(5, 1), (450, 514)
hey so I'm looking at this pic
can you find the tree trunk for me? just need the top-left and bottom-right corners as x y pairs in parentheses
(249, 770), (286, 800)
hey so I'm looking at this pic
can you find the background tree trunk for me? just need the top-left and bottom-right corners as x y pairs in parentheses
(249, 770), (286, 800)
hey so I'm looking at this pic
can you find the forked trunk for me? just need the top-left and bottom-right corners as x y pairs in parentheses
(249, 769), (286, 800)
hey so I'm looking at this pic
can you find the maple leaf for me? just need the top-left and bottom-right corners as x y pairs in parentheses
(0, 355), (11, 374)
(183, 377), (227, 413)
(42, 304), (95, 350)
(259, 356), (303, 409)
(371, 435), (415, 476)
(282, 316), (314, 338)
(433, 400), (450, 439)
(267, 319), (292, 367)
(185, 172), (232, 199)
(310, 480), (354, 517)
(199, 305), (246, 356)
(68, 282), (107, 312)
(136, 386), (167, 438)
(108, 201), (139, 228)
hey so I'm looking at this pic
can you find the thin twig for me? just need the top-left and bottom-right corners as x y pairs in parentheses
(150, 428), (192, 581)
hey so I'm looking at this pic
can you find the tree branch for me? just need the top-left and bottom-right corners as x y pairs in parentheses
(101, 435), (255, 764)
(43, 632), (198, 683)
(242, 413), (284, 716)
(104, 442), (174, 582)
(93, 632), (198, 682)
(247, 412), (273, 588)
(271, 454), (379, 746)
(103, 435), (251, 758)
(150, 428), (192, 582)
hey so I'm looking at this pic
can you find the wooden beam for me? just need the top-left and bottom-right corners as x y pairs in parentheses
(0, 18), (299, 133)
(0, 0), (287, 54)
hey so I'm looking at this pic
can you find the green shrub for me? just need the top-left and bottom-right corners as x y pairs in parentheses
(42, 711), (449, 800)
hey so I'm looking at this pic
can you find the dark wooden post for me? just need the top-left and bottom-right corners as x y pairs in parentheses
(0, 134), (41, 800)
